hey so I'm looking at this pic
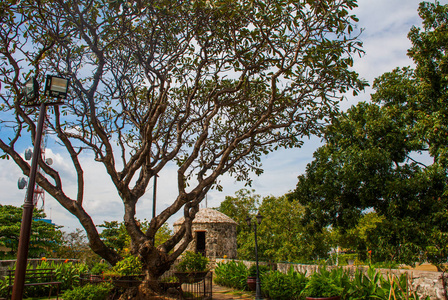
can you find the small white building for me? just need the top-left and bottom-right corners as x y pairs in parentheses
(173, 208), (238, 259)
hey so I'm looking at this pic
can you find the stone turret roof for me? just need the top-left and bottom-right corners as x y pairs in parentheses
(173, 208), (237, 226)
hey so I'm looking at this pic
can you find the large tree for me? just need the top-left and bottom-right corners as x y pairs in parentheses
(0, 0), (365, 291)
(292, 1), (448, 267)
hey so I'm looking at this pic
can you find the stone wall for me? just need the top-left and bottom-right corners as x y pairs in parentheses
(183, 223), (237, 259)
(214, 259), (447, 300)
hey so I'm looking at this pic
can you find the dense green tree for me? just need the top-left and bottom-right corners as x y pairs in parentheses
(293, 1), (448, 267)
(217, 189), (260, 234)
(0, 205), (63, 258)
(98, 221), (130, 254)
(220, 190), (331, 262)
(98, 220), (172, 253)
(217, 189), (261, 260)
(0, 0), (365, 290)
(258, 195), (331, 263)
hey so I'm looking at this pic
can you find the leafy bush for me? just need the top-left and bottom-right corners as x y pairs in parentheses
(111, 255), (143, 276)
(62, 283), (113, 300)
(261, 268), (307, 300)
(0, 275), (9, 298)
(301, 267), (345, 298)
(346, 267), (389, 300)
(347, 267), (430, 300)
(91, 262), (111, 275)
(214, 260), (249, 290)
(176, 251), (209, 272)
(248, 264), (270, 277)
(0, 261), (89, 298)
(53, 261), (89, 290)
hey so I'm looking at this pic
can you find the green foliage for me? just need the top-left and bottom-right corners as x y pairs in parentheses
(0, 205), (63, 258)
(261, 268), (307, 300)
(248, 264), (270, 277)
(176, 251), (209, 272)
(224, 190), (332, 263)
(90, 262), (111, 275)
(98, 220), (172, 255)
(98, 221), (130, 253)
(347, 267), (430, 300)
(213, 261), (249, 290)
(259, 195), (332, 263)
(217, 189), (260, 235)
(0, 260), (89, 298)
(111, 255), (143, 276)
(301, 267), (346, 298)
(0, 275), (9, 298)
(62, 283), (113, 300)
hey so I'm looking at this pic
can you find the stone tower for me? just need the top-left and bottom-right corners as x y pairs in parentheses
(173, 208), (238, 259)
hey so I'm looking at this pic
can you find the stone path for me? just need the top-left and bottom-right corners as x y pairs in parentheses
(212, 285), (255, 300)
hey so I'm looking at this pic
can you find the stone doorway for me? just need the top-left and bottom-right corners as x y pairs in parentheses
(196, 231), (206, 256)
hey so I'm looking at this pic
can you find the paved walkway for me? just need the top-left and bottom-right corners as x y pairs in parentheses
(212, 285), (255, 300)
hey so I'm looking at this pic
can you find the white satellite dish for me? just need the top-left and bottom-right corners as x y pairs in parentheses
(18, 177), (27, 189)
(45, 158), (53, 165)
(24, 148), (33, 160)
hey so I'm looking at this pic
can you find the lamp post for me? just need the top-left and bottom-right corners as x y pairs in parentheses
(246, 212), (263, 300)
(12, 75), (69, 300)
(152, 174), (159, 219)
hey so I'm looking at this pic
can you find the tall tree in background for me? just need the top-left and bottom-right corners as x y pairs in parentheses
(293, 1), (448, 268)
(0, 0), (365, 291)
(219, 190), (331, 262)
(0, 205), (63, 258)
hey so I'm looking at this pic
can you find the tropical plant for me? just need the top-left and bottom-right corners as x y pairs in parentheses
(214, 261), (249, 290)
(62, 282), (113, 300)
(301, 267), (345, 298)
(261, 268), (307, 300)
(248, 265), (270, 277)
(90, 262), (111, 275)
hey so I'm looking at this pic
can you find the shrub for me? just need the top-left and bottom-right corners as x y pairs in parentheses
(62, 283), (113, 300)
(214, 261), (248, 290)
(176, 251), (209, 272)
(301, 267), (345, 298)
(53, 261), (89, 290)
(111, 255), (142, 276)
(248, 264), (270, 277)
(91, 262), (111, 275)
(0, 276), (9, 299)
(261, 268), (306, 300)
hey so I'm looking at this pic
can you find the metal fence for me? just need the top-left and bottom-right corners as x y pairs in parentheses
(81, 270), (212, 300)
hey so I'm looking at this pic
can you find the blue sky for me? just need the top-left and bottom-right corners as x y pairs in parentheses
(0, 0), (426, 232)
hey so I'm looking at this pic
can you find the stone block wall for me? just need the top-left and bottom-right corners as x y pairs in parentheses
(183, 223), (237, 259)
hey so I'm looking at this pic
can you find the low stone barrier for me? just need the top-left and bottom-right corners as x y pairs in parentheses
(213, 258), (447, 300)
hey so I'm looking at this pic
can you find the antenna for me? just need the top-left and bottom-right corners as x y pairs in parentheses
(20, 122), (50, 211)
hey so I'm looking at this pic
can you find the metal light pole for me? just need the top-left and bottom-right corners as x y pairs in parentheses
(152, 174), (159, 219)
(12, 75), (69, 300)
(246, 212), (263, 300)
